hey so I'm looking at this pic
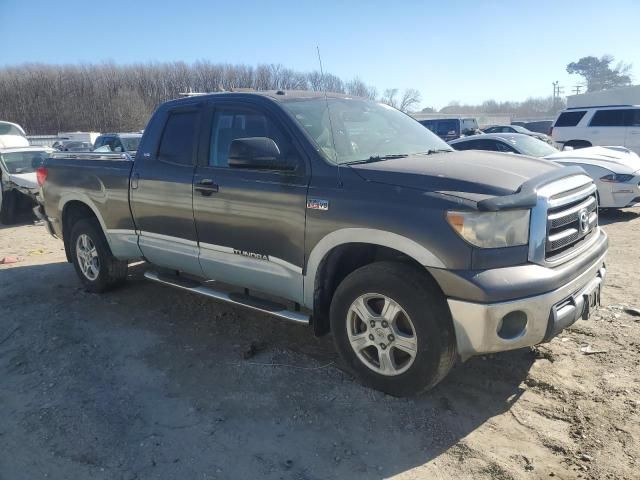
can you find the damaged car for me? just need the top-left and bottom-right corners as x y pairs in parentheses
(0, 147), (53, 224)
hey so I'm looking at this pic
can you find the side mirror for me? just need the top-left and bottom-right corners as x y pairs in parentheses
(228, 137), (295, 171)
(563, 145), (574, 151)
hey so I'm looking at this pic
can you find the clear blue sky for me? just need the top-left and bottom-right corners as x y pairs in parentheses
(1, 0), (638, 109)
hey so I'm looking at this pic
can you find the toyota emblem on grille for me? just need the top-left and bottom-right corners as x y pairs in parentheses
(579, 209), (590, 233)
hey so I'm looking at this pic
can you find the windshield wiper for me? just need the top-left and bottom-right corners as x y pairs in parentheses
(344, 154), (409, 165)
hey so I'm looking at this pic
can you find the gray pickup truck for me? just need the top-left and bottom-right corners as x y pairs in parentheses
(38, 91), (608, 396)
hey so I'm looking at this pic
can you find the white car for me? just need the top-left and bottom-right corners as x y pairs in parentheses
(449, 133), (640, 209)
(550, 105), (640, 154)
(0, 146), (53, 224)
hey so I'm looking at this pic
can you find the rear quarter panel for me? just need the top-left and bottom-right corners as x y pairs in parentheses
(42, 156), (135, 237)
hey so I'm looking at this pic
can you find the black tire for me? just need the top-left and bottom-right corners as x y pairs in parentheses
(0, 190), (17, 225)
(69, 218), (128, 293)
(330, 261), (457, 396)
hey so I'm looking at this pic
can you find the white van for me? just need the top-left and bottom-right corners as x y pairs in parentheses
(551, 105), (640, 154)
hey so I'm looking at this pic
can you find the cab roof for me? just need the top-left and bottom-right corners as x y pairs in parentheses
(164, 90), (354, 108)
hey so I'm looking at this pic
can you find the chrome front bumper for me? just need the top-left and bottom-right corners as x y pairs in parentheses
(448, 251), (607, 361)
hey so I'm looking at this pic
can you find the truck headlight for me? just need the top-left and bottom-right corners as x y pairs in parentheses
(446, 210), (530, 248)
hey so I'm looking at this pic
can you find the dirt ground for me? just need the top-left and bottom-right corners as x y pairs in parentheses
(1, 210), (639, 480)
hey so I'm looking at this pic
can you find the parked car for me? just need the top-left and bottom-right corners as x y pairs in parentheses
(449, 133), (640, 208)
(523, 120), (554, 135)
(57, 131), (101, 145)
(38, 91), (607, 396)
(52, 140), (93, 152)
(550, 105), (640, 153)
(0, 146), (53, 224)
(483, 124), (552, 144)
(0, 121), (29, 148)
(418, 117), (479, 141)
(93, 133), (142, 154)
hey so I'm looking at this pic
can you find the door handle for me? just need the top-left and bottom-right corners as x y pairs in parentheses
(195, 179), (219, 196)
(131, 172), (140, 190)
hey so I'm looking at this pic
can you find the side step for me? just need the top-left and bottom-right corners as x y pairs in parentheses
(144, 270), (310, 325)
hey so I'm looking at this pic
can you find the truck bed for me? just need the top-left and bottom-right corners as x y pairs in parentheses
(41, 152), (136, 235)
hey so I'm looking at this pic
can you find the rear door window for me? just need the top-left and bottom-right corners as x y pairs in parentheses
(436, 120), (459, 137)
(157, 110), (199, 165)
(419, 120), (437, 133)
(555, 111), (586, 127)
(589, 109), (631, 127)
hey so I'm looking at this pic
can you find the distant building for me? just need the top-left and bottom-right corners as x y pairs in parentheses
(566, 85), (640, 108)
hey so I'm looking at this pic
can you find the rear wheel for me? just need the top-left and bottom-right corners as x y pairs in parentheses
(70, 218), (128, 292)
(330, 262), (457, 396)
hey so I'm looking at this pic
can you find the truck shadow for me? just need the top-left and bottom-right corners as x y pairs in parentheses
(598, 208), (640, 225)
(1, 260), (535, 479)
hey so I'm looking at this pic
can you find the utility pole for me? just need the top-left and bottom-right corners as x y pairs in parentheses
(572, 85), (584, 95)
(552, 81), (565, 107)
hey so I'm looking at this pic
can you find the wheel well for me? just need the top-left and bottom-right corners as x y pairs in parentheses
(311, 243), (432, 336)
(61, 201), (99, 262)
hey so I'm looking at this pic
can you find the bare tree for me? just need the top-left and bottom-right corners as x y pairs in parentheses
(398, 88), (421, 113)
(0, 61), (381, 134)
(345, 77), (377, 99)
(381, 88), (399, 108)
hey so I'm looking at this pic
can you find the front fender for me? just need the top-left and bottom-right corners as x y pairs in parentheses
(302, 228), (446, 308)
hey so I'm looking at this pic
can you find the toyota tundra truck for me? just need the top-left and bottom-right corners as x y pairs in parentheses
(37, 91), (608, 396)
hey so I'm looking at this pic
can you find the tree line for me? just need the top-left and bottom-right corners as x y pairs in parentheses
(429, 96), (566, 118)
(0, 62), (422, 135)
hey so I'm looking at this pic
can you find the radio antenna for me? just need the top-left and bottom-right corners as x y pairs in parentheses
(316, 46), (342, 187)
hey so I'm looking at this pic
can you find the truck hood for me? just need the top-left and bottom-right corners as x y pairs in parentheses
(5, 172), (38, 190)
(349, 150), (560, 197)
(545, 146), (640, 175)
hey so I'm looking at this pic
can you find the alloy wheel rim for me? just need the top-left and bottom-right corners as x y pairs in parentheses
(76, 234), (100, 281)
(346, 293), (418, 376)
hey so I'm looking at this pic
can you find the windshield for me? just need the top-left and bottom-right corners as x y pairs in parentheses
(510, 135), (558, 157)
(0, 150), (49, 174)
(0, 123), (25, 136)
(122, 136), (141, 152)
(282, 98), (451, 164)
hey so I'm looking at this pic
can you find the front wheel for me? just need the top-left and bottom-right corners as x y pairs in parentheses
(330, 262), (457, 396)
(0, 188), (17, 225)
(70, 218), (128, 293)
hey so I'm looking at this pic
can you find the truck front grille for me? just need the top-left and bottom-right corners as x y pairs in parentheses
(545, 192), (597, 261)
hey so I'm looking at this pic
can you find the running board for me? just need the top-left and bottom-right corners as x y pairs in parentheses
(144, 270), (310, 325)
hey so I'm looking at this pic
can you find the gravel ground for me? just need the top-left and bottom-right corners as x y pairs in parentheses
(0, 209), (639, 480)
